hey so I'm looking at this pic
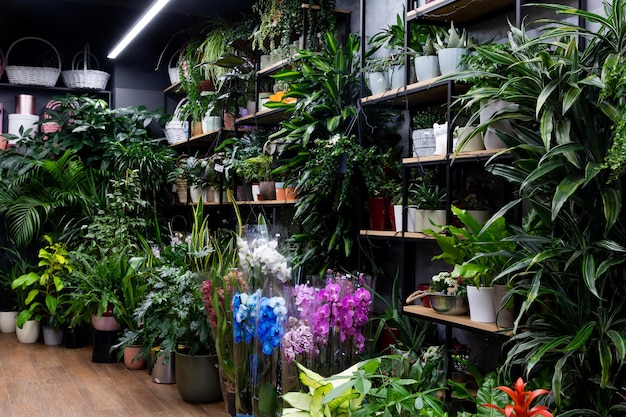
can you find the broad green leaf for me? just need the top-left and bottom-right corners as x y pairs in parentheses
(601, 187), (621, 234)
(283, 393), (313, 411)
(551, 175), (584, 220)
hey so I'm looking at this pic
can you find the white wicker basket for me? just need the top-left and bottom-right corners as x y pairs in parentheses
(167, 49), (181, 85)
(62, 43), (110, 90)
(5, 37), (61, 87)
(164, 98), (189, 145)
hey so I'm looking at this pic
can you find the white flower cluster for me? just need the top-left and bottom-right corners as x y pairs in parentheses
(237, 237), (292, 282)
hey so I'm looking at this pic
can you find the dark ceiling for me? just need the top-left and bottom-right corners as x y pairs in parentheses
(1, 0), (254, 68)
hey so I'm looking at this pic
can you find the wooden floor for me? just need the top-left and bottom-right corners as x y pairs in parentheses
(0, 332), (228, 417)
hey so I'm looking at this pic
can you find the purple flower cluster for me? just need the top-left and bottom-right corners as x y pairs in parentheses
(282, 273), (372, 363)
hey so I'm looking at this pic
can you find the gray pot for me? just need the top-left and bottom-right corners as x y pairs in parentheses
(151, 349), (175, 384)
(175, 351), (222, 403)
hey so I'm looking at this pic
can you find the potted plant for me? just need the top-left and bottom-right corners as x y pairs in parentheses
(363, 56), (391, 95)
(414, 172), (447, 233)
(134, 264), (220, 402)
(0, 246), (32, 334)
(11, 235), (74, 345)
(411, 106), (443, 157)
(427, 205), (514, 323)
(435, 22), (469, 75)
(414, 33), (441, 82)
(242, 154), (275, 201)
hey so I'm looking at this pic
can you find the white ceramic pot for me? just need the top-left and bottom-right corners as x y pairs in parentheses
(0, 311), (18, 333)
(16, 320), (40, 344)
(393, 205), (403, 232)
(479, 100), (514, 149)
(414, 209), (427, 233)
(437, 47), (468, 75)
(424, 209), (446, 233)
(467, 286), (496, 323)
(202, 115), (221, 133)
(411, 128), (436, 157)
(189, 185), (203, 204)
(251, 183), (261, 202)
(414, 55), (440, 82)
(407, 206), (418, 232)
(454, 126), (485, 152)
(388, 64), (406, 89)
(367, 71), (390, 95)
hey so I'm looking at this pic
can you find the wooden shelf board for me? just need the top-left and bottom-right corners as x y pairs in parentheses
(168, 129), (220, 149)
(407, 0), (515, 24)
(189, 200), (297, 206)
(164, 82), (182, 94)
(359, 230), (436, 240)
(301, 3), (351, 15)
(360, 77), (461, 107)
(257, 58), (295, 77)
(236, 108), (288, 125)
(402, 148), (507, 166)
(403, 304), (511, 335)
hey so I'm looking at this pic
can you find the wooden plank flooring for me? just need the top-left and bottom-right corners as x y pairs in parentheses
(0, 332), (228, 417)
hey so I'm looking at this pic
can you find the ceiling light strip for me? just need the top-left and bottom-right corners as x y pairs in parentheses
(107, 0), (171, 59)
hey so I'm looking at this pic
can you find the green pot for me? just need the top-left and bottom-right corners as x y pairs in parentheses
(175, 351), (222, 403)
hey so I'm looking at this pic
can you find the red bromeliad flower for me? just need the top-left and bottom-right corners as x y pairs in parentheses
(483, 377), (553, 417)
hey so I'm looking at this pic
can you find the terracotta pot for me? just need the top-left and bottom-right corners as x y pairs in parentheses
(285, 186), (297, 201)
(124, 345), (147, 370)
(92, 314), (121, 331)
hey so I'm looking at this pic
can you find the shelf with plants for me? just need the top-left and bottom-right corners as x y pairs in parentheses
(407, 0), (517, 25)
(403, 304), (509, 335)
(235, 108), (289, 126)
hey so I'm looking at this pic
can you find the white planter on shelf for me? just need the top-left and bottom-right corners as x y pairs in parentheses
(479, 100), (514, 149)
(393, 205), (403, 232)
(493, 284), (515, 328)
(467, 285), (496, 323)
(414, 209), (427, 233)
(407, 206), (418, 232)
(414, 55), (440, 82)
(437, 47), (468, 75)
(189, 185), (203, 204)
(411, 128), (436, 157)
(388, 64), (406, 89)
(367, 72), (390, 95)
(423, 209), (446, 233)
(453, 126), (485, 153)
(202, 115), (221, 133)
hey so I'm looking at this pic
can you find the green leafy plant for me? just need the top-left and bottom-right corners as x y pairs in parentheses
(11, 235), (74, 329)
(435, 22), (468, 50)
(427, 206), (513, 288)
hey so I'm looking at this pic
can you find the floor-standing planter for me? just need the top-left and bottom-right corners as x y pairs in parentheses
(151, 348), (176, 384)
(175, 351), (222, 403)
(124, 345), (147, 370)
(467, 286), (496, 323)
(16, 320), (40, 344)
(0, 311), (18, 333)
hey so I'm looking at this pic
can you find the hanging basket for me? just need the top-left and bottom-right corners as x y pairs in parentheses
(5, 37), (62, 87)
(62, 43), (110, 90)
(164, 98), (189, 145)
(167, 48), (181, 85)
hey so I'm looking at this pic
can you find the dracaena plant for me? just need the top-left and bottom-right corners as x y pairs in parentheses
(445, 2), (626, 414)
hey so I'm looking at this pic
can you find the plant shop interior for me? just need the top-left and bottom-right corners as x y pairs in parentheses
(0, 0), (624, 416)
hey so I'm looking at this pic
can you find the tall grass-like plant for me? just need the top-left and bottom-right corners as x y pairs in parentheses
(445, 2), (626, 413)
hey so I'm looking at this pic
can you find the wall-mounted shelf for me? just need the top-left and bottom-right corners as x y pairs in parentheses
(402, 148), (507, 167)
(403, 304), (511, 335)
(407, 0), (516, 24)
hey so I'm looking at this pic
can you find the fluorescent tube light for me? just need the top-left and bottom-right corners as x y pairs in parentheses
(107, 0), (171, 59)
